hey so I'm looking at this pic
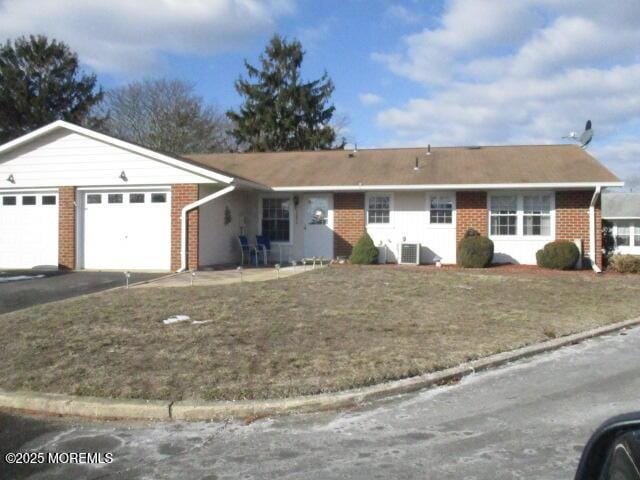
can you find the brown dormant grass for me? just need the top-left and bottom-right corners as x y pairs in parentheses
(0, 265), (639, 401)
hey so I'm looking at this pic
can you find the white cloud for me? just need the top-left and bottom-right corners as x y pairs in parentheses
(386, 4), (423, 25)
(359, 92), (384, 106)
(0, 0), (295, 74)
(373, 0), (640, 181)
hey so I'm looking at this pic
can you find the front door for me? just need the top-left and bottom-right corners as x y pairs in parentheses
(303, 194), (333, 259)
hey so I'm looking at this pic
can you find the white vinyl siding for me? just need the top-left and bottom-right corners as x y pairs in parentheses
(0, 130), (217, 188)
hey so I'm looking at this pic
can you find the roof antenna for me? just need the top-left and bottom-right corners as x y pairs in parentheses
(426, 144), (431, 155)
(562, 120), (594, 148)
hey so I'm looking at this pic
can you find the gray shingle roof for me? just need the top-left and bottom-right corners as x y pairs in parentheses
(602, 192), (640, 219)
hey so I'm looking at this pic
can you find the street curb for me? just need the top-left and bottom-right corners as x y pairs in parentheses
(0, 389), (170, 420)
(1, 316), (639, 421)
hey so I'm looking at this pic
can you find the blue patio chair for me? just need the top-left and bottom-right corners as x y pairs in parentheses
(256, 235), (272, 266)
(256, 235), (287, 264)
(237, 235), (260, 266)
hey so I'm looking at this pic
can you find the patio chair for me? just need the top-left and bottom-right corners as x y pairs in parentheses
(256, 235), (287, 265)
(237, 235), (263, 266)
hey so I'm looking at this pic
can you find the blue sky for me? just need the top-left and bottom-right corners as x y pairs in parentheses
(1, 0), (639, 185)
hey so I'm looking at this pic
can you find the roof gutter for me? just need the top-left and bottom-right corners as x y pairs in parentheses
(180, 185), (236, 272)
(270, 182), (624, 192)
(589, 186), (602, 273)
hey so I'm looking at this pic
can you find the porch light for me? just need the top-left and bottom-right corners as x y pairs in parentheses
(119, 170), (128, 182)
(6, 174), (15, 184)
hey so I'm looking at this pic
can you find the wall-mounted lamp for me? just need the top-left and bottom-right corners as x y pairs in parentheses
(293, 196), (299, 207)
(6, 174), (15, 184)
(119, 170), (128, 182)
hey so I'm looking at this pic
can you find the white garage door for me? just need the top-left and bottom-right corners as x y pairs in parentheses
(80, 189), (171, 270)
(0, 191), (59, 269)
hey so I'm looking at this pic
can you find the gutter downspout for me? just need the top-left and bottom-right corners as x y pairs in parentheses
(589, 185), (602, 273)
(180, 185), (236, 272)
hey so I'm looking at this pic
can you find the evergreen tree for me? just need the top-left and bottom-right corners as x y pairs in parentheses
(227, 35), (343, 151)
(0, 35), (103, 143)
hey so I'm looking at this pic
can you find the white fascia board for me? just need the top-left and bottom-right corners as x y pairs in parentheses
(270, 182), (624, 192)
(0, 120), (235, 184)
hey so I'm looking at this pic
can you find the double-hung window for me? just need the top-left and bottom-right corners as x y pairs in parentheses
(261, 197), (290, 242)
(430, 196), (453, 224)
(616, 223), (631, 247)
(635, 224), (640, 246)
(490, 195), (518, 236)
(523, 194), (551, 236)
(367, 195), (390, 224)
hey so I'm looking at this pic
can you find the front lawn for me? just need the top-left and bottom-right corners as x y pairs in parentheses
(1, 266), (639, 402)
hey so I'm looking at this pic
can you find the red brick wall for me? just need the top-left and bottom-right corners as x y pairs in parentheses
(556, 190), (601, 268)
(171, 184), (199, 271)
(456, 191), (488, 243)
(333, 192), (365, 258)
(58, 186), (76, 270)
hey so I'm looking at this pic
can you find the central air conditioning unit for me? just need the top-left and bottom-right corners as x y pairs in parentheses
(399, 243), (421, 265)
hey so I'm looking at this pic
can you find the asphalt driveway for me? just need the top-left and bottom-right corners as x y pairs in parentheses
(0, 271), (166, 314)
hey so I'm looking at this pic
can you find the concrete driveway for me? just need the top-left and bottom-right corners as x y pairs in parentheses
(0, 271), (166, 314)
(1, 326), (639, 479)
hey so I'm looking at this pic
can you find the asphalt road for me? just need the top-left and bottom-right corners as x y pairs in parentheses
(0, 271), (165, 314)
(1, 326), (639, 480)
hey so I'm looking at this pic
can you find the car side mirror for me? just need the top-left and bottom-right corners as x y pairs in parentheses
(575, 412), (640, 480)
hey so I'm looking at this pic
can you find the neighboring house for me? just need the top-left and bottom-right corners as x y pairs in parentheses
(0, 121), (622, 272)
(602, 192), (640, 255)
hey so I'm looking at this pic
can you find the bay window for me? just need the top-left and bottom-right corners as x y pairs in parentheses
(261, 197), (290, 242)
(367, 195), (390, 224)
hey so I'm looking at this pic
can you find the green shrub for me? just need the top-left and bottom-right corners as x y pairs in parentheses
(457, 229), (494, 268)
(536, 241), (580, 270)
(608, 255), (640, 274)
(349, 233), (379, 264)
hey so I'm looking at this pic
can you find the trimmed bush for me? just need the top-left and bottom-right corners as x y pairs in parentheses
(536, 241), (580, 270)
(608, 255), (640, 274)
(457, 228), (494, 268)
(349, 233), (379, 264)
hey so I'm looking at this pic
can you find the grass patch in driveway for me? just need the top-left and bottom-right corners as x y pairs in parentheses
(1, 265), (639, 402)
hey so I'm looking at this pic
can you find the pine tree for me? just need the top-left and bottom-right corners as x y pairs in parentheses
(227, 35), (342, 152)
(0, 35), (103, 143)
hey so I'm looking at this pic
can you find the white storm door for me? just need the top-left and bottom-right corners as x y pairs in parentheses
(302, 194), (333, 259)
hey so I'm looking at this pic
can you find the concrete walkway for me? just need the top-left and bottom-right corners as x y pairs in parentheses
(134, 265), (319, 288)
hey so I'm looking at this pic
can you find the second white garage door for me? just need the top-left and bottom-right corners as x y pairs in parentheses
(80, 189), (172, 270)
